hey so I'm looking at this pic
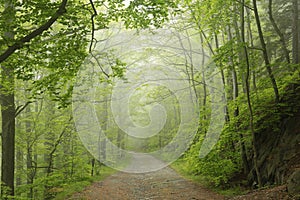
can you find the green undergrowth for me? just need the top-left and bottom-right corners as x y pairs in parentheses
(171, 161), (247, 198)
(170, 73), (300, 198)
(54, 166), (116, 200)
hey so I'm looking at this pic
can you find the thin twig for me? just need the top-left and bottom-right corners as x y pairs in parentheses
(90, 52), (110, 78)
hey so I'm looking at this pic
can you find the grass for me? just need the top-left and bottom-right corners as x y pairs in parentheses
(54, 166), (116, 200)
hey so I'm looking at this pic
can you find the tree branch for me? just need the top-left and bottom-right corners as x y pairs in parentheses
(0, 0), (68, 63)
(91, 52), (110, 78)
(15, 101), (34, 117)
(89, 0), (98, 53)
(235, 0), (254, 11)
(248, 46), (264, 51)
(47, 115), (73, 175)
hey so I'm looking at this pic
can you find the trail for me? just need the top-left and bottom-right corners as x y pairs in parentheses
(69, 154), (225, 200)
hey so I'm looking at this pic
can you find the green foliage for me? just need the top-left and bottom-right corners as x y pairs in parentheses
(53, 167), (115, 200)
(121, 0), (178, 29)
(0, 184), (14, 200)
(15, 166), (115, 200)
(1, 0), (299, 198)
(0, 0), (180, 108)
(184, 0), (239, 36)
(178, 130), (240, 187)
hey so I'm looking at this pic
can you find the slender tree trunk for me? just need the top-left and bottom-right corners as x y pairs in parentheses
(233, 6), (248, 94)
(247, 13), (258, 93)
(214, 33), (230, 123)
(25, 105), (34, 199)
(44, 103), (55, 175)
(292, 0), (300, 64)
(16, 148), (23, 187)
(242, 0), (262, 187)
(101, 95), (109, 160)
(16, 115), (22, 187)
(26, 144), (34, 199)
(44, 115), (72, 199)
(252, 0), (279, 103)
(176, 29), (199, 103)
(186, 29), (199, 102)
(117, 128), (122, 149)
(200, 34), (207, 115)
(227, 24), (250, 173)
(43, 102), (55, 200)
(91, 158), (95, 176)
(233, 4), (253, 173)
(268, 0), (290, 63)
(70, 133), (75, 177)
(246, 8), (258, 92)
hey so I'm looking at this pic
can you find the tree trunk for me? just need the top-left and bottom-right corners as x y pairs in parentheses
(214, 33), (230, 123)
(16, 115), (22, 187)
(246, 8), (258, 93)
(252, 0), (279, 103)
(243, 0), (262, 187)
(268, 0), (290, 63)
(1, 0), (16, 197)
(0, 65), (15, 197)
(100, 95), (109, 160)
(200, 34), (207, 117)
(16, 148), (23, 187)
(91, 158), (95, 176)
(292, 0), (300, 64)
(43, 102), (55, 200)
(227, 24), (250, 173)
(25, 105), (34, 199)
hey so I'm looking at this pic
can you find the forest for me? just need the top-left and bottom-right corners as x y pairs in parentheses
(0, 0), (299, 199)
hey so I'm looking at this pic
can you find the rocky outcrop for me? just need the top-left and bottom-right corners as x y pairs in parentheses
(287, 170), (300, 199)
(256, 111), (300, 185)
(248, 82), (300, 187)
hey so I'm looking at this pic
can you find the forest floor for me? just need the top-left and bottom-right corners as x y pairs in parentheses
(68, 154), (224, 200)
(68, 166), (225, 200)
(68, 169), (295, 200)
(68, 154), (294, 200)
(230, 185), (294, 200)
(68, 167), (295, 200)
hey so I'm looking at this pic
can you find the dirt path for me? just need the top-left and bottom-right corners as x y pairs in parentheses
(69, 167), (225, 200)
(68, 154), (295, 200)
(69, 154), (225, 200)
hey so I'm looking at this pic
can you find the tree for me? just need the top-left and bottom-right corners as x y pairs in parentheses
(241, 0), (262, 187)
(252, 0), (279, 103)
(1, 0), (16, 196)
(0, 0), (178, 196)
